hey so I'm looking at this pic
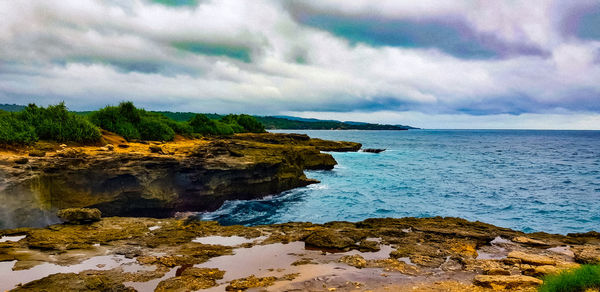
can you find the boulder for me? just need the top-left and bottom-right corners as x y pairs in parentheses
(573, 245), (600, 264)
(474, 275), (543, 289)
(339, 254), (367, 268)
(57, 208), (101, 224)
(226, 275), (276, 291)
(304, 229), (356, 250)
(358, 239), (380, 252)
(507, 251), (555, 266)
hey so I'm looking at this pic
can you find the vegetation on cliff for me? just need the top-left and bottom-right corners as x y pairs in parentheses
(0, 102), (267, 145)
(87, 102), (265, 141)
(0, 103), (101, 145)
(88, 102), (185, 141)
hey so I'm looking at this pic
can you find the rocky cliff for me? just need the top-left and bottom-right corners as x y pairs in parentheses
(0, 133), (361, 228)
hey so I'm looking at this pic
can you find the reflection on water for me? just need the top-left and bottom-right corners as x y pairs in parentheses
(0, 255), (136, 291)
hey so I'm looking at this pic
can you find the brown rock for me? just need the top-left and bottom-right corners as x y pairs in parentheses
(155, 268), (224, 292)
(483, 267), (511, 275)
(474, 275), (543, 289)
(339, 254), (367, 268)
(507, 251), (555, 266)
(304, 229), (356, 250)
(573, 245), (600, 264)
(226, 275), (276, 291)
(358, 239), (381, 252)
(366, 259), (421, 275)
(57, 208), (101, 224)
(522, 265), (560, 277)
(512, 236), (550, 247)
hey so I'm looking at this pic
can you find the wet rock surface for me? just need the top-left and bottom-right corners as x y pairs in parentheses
(0, 133), (360, 229)
(0, 216), (597, 291)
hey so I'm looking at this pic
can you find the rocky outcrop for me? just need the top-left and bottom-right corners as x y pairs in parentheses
(1, 217), (597, 291)
(0, 133), (360, 229)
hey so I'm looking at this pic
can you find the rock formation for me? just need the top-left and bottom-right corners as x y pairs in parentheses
(0, 133), (361, 228)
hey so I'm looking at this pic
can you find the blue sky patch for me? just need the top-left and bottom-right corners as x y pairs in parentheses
(173, 42), (252, 62)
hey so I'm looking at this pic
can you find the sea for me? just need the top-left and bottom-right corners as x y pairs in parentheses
(200, 129), (600, 234)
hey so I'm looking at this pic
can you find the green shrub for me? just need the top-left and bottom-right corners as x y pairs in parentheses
(138, 117), (175, 141)
(539, 265), (600, 292)
(89, 102), (187, 141)
(219, 114), (265, 133)
(0, 111), (37, 145)
(189, 114), (235, 136)
(18, 103), (101, 143)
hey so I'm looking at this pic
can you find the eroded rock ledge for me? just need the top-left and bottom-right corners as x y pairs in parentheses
(0, 216), (598, 291)
(0, 133), (361, 229)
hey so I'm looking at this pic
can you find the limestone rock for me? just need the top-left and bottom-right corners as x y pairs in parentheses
(512, 236), (549, 247)
(366, 259), (421, 275)
(155, 268), (224, 292)
(358, 239), (380, 252)
(304, 229), (356, 250)
(522, 265), (560, 277)
(226, 275), (276, 291)
(57, 208), (101, 224)
(483, 267), (511, 275)
(339, 254), (367, 268)
(507, 251), (555, 266)
(573, 245), (600, 264)
(474, 275), (543, 289)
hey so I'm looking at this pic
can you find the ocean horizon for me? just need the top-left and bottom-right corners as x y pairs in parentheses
(201, 129), (600, 235)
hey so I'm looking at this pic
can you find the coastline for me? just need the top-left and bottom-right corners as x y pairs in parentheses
(1, 216), (598, 291)
(1, 132), (599, 291)
(0, 132), (360, 229)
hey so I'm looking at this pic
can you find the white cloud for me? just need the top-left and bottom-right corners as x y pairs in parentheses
(0, 0), (599, 128)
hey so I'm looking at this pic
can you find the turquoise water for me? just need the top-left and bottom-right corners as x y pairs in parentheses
(201, 130), (600, 234)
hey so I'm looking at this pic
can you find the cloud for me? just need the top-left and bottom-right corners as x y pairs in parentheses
(0, 0), (599, 129)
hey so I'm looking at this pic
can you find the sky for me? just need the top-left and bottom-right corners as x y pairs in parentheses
(1, 0), (600, 129)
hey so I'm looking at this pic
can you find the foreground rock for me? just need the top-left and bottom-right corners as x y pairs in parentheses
(474, 275), (543, 290)
(0, 133), (361, 229)
(0, 216), (598, 291)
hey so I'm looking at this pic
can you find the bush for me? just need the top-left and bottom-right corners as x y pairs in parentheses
(189, 114), (233, 136)
(89, 102), (188, 141)
(539, 265), (600, 292)
(138, 117), (175, 141)
(219, 114), (265, 133)
(2, 103), (101, 144)
(0, 111), (37, 145)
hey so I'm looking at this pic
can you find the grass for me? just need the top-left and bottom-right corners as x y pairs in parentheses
(539, 265), (600, 292)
